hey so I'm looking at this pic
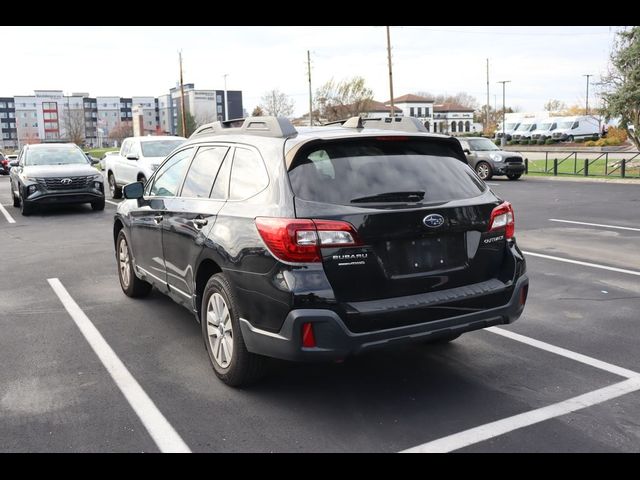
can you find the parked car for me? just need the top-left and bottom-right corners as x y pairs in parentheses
(0, 152), (9, 175)
(105, 136), (186, 199)
(458, 137), (525, 180)
(551, 115), (600, 142)
(99, 150), (119, 171)
(113, 116), (529, 386)
(9, 143), (105, 216)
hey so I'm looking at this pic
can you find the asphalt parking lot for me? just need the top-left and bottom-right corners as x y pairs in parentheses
(1, 174), (639, 452)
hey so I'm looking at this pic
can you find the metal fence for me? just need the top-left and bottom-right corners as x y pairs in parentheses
(521, 150), (640, 179)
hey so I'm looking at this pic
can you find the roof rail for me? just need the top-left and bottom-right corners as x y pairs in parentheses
(190, 116), (298, 139)
(323, 116), (428, 133)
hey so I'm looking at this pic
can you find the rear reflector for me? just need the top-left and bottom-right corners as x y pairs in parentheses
(255, 217), (361, 263)
(302, 322), (316, 348)
(489, 201), (515, 239)
(519, 284), (529, 306)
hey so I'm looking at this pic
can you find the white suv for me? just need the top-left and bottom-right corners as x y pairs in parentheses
(105, 136), (186, 198)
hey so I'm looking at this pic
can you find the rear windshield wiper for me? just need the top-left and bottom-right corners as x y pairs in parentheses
(350, 191), (425, 203)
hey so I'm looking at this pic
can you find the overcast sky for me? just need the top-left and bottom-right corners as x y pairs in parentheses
(1, 26), (620, 116)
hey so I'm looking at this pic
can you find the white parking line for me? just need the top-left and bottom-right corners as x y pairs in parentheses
(486, 182), (499, 186)
(105, 199), (120, 206)
(0, 203), (16, 224)
(47, 278), (191, 453)
(522, 251), (640, 277)
(488, 327), (639, 379)
(549, 218), (640, 232)
(402, 377), (640, 453)
(403, 327), (640, 453)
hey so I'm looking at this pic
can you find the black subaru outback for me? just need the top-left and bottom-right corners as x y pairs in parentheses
(113, 116), (528, 386)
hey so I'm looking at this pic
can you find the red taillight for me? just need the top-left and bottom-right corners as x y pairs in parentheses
(488, 201), (515, 239)
(255, 217), (362, 263)
(302, 322), (316, 348)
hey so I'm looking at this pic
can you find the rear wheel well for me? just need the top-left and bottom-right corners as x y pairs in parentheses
(113, 219), (124, 246)
(195, 259), (223, 320)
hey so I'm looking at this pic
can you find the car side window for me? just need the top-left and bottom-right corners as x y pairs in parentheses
(120, 140), (130, 158)
(129, 142), (140, 158)
(572, 122), (579, 129)
(229, 147), (269, 200)
(180, 146), (229, 198)
(148, 147), (194, 197)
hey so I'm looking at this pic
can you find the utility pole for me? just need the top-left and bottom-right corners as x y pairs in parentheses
(223, 74), (229, 121)
(486, 58), (490, 134)
(179, 51), (187, 137)
(497, 80), (511, 146)
(583, 74), (592, 115)
(386, 26), (395, 117)
(307, 50), (313, 126)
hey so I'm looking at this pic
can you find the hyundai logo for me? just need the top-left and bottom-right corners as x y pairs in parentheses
(423, 214), (445, 228)
(60, 178), (72, 185)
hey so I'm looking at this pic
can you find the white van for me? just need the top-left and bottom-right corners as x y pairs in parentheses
(495, 120), (521, 141)
(551, 116), (600, 142)
(530, 118), (563, 142)
(512, 121), (538, 141)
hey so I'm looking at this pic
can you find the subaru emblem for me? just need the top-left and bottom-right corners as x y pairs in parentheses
(423, 214), (444, 228)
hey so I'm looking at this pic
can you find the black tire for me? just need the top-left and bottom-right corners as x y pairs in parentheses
(567, 135), (574, 142)
(91, 197), (105, 211)
(116, 230), (152, 298)
(12, 183), (20, 207)
(201, 273), (267, 387)
(108, 173), (122, 199)
(20, 193), (33, 216)
(475, 161), (493, 181)
(506, 173), (522, 180)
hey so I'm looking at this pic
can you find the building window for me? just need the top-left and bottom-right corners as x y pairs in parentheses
(451, 121), (457, 133)
(465, 121), (471, 132)
(8, 102), (14, 108)
(217, 95), (222, 103)
(409, 107), (415, 117)
(458, 121), (464, 132)
(417, 107), (422, 117)
(0, 102), (6, 108)
(217, 105), (222, 113)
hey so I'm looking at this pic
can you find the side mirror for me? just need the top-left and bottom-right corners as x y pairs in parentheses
(463, 149), (471, 154)
(126, 154), (139, 161)
(9, 160), (19, 167)
(123, 182), (144, 199)
(90, 158), (100, 165)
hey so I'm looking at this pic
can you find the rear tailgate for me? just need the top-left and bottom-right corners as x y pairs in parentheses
(287, 135), (508, 303)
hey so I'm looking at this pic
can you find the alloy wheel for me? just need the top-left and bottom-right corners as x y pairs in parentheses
(206, 293), (234, 369)
(118, 237), (131, 288)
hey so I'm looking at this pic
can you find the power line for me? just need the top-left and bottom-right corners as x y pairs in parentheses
(395, 26), (613, 37)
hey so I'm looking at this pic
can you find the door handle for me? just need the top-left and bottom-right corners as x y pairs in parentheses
(153, 215), (163, 224)
(192, 218), (208, 228)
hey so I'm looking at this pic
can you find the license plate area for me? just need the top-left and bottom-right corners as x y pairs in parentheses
(376, 234), (467, 276)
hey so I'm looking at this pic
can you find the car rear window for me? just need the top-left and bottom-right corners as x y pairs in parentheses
(288, 138), (485, 205)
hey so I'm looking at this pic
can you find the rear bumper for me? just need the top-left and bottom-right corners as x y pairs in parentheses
(240, 274), (529, 362)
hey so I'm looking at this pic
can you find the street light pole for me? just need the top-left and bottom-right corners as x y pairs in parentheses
(223, 74), (229, 121)
(386, 26), (395, 117)
(583, 74), (592, 115)
(497, 80), (511, 146)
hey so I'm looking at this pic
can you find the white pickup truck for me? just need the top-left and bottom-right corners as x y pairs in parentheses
(105, 135), (186, 199)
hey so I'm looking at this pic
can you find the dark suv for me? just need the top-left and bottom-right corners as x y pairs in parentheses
(113, 116), (528, 386)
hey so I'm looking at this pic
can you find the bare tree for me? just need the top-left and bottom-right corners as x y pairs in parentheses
(251, 106), (264, 116)
(415, 91), (478, 109)
(544, 99), (567, 112)
(108, 122), (133, 145)
(260, 89), (295, 117)
(315, 76), (374, 122)
(194, 111), (216, 127)
(62, 108), (86, 145)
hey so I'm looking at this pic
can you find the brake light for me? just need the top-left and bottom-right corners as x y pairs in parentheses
(255, 217), (362, 263)
(489, 201), (515, 239)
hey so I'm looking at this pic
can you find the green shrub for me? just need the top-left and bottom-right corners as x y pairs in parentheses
(494, 139), (501, 146)
(536, 139), (546, 145)
(521, 139), (530, 145)
(544, 138), (556, 145)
